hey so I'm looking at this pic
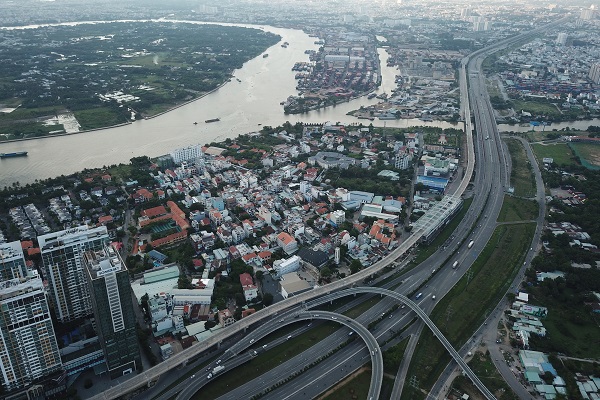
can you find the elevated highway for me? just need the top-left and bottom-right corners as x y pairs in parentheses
(175, 310), (384, 400)
(91, 17), (569, 400)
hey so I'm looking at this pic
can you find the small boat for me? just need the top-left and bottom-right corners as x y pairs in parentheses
(258, 123), (262, 126)
(205, 118), (220, 123)
(0, 151), (28, 159)
(367, 93), (377, 99)
(263, 54), (269, 58)
(193, 122), (198, 125)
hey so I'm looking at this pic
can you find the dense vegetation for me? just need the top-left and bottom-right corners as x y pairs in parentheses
(0, 22), (280, 139)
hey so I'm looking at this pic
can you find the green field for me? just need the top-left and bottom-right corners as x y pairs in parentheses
(511, 100), (561, 118)
(401, 223), (535, 399)
(505, 139), (536, 197)
(531, 143), (577, 167)
(74, 107), (129, 130)
(452, 351), (518, 400)
(570, 142), (600, 168)
(497, 196), (538, 223)
(383, 337), (410, 375)
(193, 322), (340, 400)
(344, 296), (382, 319)
(321, 369), (395, 400)
(529, 288), (600, 359)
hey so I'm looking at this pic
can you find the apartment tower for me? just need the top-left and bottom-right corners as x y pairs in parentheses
(83, 245), (140, 378)
(38, 226), (109, 323)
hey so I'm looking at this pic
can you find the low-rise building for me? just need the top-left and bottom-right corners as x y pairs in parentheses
(279, 272), (312, 299)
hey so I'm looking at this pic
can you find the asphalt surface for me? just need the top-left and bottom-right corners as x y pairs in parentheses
(95, 16), (568, 400)
(175, 311), (384, 400)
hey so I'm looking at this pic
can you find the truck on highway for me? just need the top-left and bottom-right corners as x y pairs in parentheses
(212, 365), (225, 375)
(452, 261), (459, 269)
(468, 240), (474, 249)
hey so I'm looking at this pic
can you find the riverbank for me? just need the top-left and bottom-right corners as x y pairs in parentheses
(0, 69), (240, 144)
(0, 122), (133, 144)
(0, 20), (279, 144)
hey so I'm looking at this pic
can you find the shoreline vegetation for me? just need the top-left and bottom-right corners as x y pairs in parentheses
(0, 21), (280, 143)
(0, 80), (231, 144)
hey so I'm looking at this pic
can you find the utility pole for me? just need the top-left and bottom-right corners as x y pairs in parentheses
(445, 305), (454, 329)
(466, 268), (474, 288)
(409, 375), (419, 399)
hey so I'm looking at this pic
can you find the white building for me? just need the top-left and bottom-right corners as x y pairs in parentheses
(394, 153), (411, 170)
(171, 144), (203, 164)
(273, 255), (301, 277)
(330, 210), (346, 226)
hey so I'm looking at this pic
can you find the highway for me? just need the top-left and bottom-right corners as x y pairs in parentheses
(91, 17), (568, 400)
(175, 310), (384, 400)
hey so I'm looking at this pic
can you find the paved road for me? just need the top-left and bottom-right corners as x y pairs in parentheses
(427, 18), (559, 399)
(175, 310), (384, 400)
(94, 16), (567, 400)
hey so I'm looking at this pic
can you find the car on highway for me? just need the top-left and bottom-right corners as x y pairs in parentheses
(249, 339), (255, 344)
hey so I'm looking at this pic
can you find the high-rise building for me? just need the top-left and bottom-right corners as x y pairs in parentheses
(556, 33), (568, 46)
(589, 63), (600, 84)
(38, 226), (109, 323)
(0, 241), (28, 280)
(581, 6), (597, 21)
(170, 144), (203, 164)
(0, 278), (63, 392)
(83, 245), (140, 379)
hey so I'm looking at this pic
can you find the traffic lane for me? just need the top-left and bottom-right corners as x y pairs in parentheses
(255, 305), (418, 400)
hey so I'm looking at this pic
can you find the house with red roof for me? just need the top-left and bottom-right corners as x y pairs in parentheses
(277, 232), (298, 255)
(368, 219), (397, 249)
(239, 273), (258, 302)
(97, 215), (114, 226)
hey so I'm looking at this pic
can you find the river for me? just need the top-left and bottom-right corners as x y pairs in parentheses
(0, 20), (459, 187)
(498, 119), (600, 133)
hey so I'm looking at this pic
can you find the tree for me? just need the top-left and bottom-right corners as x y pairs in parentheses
(263, 292), (274, 306)
(178, 274), (192, 289)
(350, 259), (362, 274)
(256, 270), (264, 282)
(235, 293), (247, 307)
(320, 266), (332, 278)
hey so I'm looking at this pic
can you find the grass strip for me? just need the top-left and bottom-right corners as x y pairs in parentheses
(497, 195), (538, 222)
(401, 223), (535, 399)
(505, 138), (536, 197)
(195, 322), (340, 399)
(451, 350), (519, 400)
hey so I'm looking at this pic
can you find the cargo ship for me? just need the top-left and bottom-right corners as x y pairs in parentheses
(205, 118), (220, 123)
(0, 151), (28, 159)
